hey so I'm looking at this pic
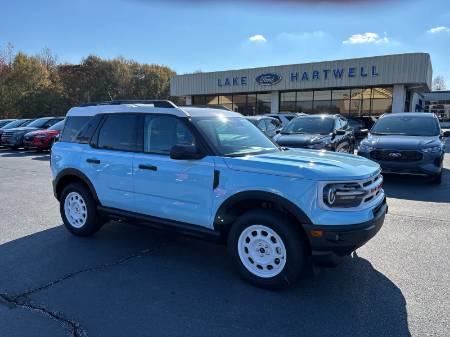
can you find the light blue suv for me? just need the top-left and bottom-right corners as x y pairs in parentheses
(51, 100), (387, 289)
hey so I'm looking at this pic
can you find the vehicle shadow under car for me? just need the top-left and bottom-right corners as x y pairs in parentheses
(0, 222), (411, 337)
(382, 168), (450, 203)
(0, 148), (50, 160)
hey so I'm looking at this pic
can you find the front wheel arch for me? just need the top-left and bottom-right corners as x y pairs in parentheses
(214, 191), (312, 245)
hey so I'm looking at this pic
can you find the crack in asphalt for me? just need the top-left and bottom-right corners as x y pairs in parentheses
(0, 246), (158, 337)
(0, 293), (87, 337)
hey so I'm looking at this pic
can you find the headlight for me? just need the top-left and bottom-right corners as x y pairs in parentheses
(422, 146), (442, 153)
(307, 137), (331, 149)
(322, 182), (367, 208)
(35, 134), (48, 139)
(358, 142), (375, 152)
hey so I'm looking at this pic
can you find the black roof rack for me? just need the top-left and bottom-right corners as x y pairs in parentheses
(79, 100), (178, 108)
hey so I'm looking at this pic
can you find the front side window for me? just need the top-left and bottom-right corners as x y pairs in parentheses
(143, 115), (196, 155)
(193, 116), (279, 157)
(282, 117), (335, 135)
(97, 114), (139, 151)
(48, 120), (65, 131)
(371, 116), (440, 136)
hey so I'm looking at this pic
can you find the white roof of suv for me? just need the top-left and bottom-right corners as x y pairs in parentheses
(66, 101), (242, 118)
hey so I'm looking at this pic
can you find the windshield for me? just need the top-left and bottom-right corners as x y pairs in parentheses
(282, 117), (334, 135)
(48, 120), (65, 131)
(27, 117), (51, 128)
(193, 116), (280, 157)
(2, 119), (29, 129)
(371, 116), (440, 136)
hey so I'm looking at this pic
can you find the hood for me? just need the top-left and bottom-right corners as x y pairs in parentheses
(274, 133), (327, 147)
(364, 134), (441, 150)
(25, 129), (59, 137)
(6, 127), (39, 133)
(223, 149), (380, 181)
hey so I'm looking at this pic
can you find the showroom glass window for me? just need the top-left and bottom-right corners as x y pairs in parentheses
(192, 93), (271, 115)
(97, 114), (140, 152)
(279, 87), (392, 117)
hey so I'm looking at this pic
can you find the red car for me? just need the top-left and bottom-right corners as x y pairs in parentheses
(23, 120), (64, 151)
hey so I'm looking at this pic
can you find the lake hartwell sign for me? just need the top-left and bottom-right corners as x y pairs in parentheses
(217, 65), (380, 88)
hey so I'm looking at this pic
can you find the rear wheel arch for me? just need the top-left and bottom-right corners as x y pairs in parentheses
(214, 191), (312, 245)
(54, 169), (99, 204)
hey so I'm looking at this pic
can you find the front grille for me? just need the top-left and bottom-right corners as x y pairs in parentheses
(370, 150), (423, 162)
(1, 131), (14, 142)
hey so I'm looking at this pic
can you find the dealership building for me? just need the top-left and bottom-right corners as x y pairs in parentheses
(170, 53), (432, 118)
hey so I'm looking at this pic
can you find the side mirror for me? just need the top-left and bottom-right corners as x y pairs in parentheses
(170, 145), (204, 160)
(443, 130), (450, 137)
(335, 129), (346, 136)
(360, 129), (369, 136)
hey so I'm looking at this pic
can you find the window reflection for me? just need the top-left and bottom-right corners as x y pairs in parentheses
(192, 86), (392, 116)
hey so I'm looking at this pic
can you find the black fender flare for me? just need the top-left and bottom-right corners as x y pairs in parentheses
(213, 190), (312, 231)
(53, 168), (100, 203)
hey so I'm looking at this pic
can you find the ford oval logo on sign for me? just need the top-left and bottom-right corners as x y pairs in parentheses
(255, 73), (282, 86)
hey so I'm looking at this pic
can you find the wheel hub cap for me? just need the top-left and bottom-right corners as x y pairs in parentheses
(237, 225), (287, 278)
(64, 192), (87, 229)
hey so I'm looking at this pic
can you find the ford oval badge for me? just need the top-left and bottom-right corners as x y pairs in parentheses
(255, 73), (282, 86)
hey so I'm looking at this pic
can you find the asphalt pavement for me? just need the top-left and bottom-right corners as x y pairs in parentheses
(0, 144), (449, 337)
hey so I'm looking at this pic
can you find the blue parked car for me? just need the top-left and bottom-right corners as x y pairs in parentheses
(358, 113), (445, 184)
(51, 100), (387, 289)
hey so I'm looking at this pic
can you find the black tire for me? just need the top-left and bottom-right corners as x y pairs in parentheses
(431, 171), (442, 185)
(227, 209), (307, 289)
(60, 182), (103, 236)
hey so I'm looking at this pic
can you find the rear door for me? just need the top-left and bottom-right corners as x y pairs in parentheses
(80, 113), (140, 210)
(133, 114), (215, 228)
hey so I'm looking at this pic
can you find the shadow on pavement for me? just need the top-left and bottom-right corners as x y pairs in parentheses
(383, 168), (450, 203)
(0, 149), (50, 160)
(0, 222), (411, 337)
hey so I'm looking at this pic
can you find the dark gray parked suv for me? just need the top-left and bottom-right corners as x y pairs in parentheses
(357, 113), (445, 184)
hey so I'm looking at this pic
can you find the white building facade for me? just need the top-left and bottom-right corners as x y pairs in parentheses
(170, 53), (432, 118)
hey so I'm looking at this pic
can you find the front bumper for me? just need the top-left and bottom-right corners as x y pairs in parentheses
(23, 137), (51, 150)
(304, 198), (387, 267)
(358, 150), (443, 176)
(1, 135), (24, 147)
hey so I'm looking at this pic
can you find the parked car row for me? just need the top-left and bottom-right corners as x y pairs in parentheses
(247, 113), (357, 154)
(0, 117), (64, 151)
(249, 112), (445, 184)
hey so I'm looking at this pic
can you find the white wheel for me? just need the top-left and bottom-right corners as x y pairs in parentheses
(64, 192), (88, 228)
(237, 224), (287, 278)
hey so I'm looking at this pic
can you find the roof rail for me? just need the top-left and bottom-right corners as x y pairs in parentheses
(79, 100), (178, 108)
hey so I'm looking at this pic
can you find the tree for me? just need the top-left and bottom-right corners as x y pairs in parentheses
(0, 46), (177, 118)
(432, 76), (447, 91)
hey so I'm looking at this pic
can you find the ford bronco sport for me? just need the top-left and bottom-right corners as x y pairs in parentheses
(51, 100), (387, 289)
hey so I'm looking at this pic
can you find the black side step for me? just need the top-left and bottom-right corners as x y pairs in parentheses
(97, 206), (222, 242)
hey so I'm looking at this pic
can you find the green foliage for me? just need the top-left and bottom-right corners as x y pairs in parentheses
(0, 46), (176, 119)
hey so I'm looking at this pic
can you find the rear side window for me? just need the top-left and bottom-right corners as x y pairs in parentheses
(97, 114), (140, 151)
(60, 117), (92, 143)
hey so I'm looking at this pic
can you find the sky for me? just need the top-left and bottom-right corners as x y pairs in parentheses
(1, 0), (450, 85)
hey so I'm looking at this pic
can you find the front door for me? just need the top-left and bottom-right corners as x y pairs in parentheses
(133, 115), (215, 228)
